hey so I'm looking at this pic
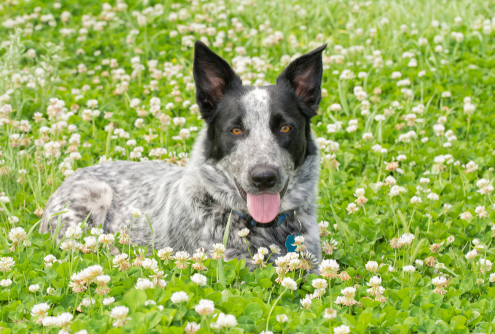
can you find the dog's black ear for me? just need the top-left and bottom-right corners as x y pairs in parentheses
(276, 44), (327, 118)
(193, 41), (242, 122)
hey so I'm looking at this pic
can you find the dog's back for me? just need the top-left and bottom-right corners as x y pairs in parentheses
(40, 160), (182, 241)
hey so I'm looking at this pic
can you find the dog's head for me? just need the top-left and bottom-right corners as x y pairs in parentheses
(193, 41), (326, 223)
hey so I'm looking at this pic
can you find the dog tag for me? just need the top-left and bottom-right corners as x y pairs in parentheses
(285, 234), (301, 253)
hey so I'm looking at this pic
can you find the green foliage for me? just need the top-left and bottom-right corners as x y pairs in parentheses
(1, 0), (495, 333)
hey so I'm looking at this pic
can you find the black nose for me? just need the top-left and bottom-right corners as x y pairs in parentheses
(251, 166), (278, 190)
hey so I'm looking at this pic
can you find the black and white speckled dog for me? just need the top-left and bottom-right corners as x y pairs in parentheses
(41, 41), (326, 269)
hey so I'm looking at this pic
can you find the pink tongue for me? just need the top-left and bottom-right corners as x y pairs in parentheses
(246, 193), (281, 223)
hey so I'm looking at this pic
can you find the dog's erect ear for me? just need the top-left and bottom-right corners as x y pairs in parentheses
(276, 44), (327, 118)
(193, 41), (242, 122)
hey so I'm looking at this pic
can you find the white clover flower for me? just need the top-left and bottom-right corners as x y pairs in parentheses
(135, 278), (154, 290)
(171, 291), (189, 303)
(270, 244), (281, 254)
(195, 299), (215, 315)
(300, 295), (312, 308)
(389, 185), (406, 197)
(410, 196), (422, 204)
(281, 277), (297, 290)
(191, 273), (207, 286)
(399, 233), (415, 245)
(8, 227), (26, 244)
(365, 261), (379, 272)
(96, 275), (111, 285)
(391, 71), (402, 79)
(110, 306), (130, 327)
(465, 250), (477, 260)
(354, 188), (365, 197)
(334, 324), (351, 334)
(102, 297), (115, 306)
(90, 228), (103, 236)
(0, 279), (12, 287)
(258, 247), (269, 256)
(210, 313), (237, 329)
(340, 69), (355, 80)
(384, 176), (396, 186)
(131, 208), (142, 218)
(142, 258), (159, 271)
(367, 276), (382, 287)
(346, 203), (358, 214)
(31, 303), (51, 323)
(42, 312), (73, 330)
(478, 259), (492, 272)
(432, 276), (447, 286)
(420, 177), (430, 184)
(323, 308), (337, 319)
(311, 278), (328, 290)
(427, 193), (439, 201)
(98, 234), (115, 246)
(464, 103), (475, 115)
(143, 300), (156, 307)
(238, 228), (249, 237)
(130, 98), (141, 108)
(403, 265), (415, 273)
(362, 132), (373, 141)
(65, 225), (82, 239)
(185, 322), (200, 334)
(29, 284), (40, 292)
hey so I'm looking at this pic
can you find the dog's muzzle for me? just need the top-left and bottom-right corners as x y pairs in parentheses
(234, 178), (289, 203)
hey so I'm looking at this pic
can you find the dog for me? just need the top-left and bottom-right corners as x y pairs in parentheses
(40, 41), (326, 270)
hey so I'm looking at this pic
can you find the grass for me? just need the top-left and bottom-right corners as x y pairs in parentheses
(1, 0), (495, 333)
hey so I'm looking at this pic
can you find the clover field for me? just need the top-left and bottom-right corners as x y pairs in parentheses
(1, 0), (495, 333)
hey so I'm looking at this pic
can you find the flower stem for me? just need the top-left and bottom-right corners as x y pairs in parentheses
(266, 287), (288, 332)
(244, 238), (253, 259)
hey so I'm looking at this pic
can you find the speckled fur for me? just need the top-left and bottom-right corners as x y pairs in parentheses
(41, 56), (323, 272)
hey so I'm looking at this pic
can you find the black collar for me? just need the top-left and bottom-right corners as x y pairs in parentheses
(232, 210), (296, 228)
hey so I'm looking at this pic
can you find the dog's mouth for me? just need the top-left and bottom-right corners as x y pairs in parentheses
(235, 179), (289, 224)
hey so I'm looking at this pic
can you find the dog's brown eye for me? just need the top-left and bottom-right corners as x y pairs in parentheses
(232, 128), (242, 135)
(280, 125), (291, 133)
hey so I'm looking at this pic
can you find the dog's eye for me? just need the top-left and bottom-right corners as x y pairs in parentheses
(280, 125), (291, 133)
(232, 128), (242, 135)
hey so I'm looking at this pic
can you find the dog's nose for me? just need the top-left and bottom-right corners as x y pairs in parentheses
(251, 166), (278, 190)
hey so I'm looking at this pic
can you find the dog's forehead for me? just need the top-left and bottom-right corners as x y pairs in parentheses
(240, 88), (270, 110)
(239, 87), (299, 126)
(240, 88), (270, 126)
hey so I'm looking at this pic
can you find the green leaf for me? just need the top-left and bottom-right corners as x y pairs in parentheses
(356, 312), (372, 334)
(244, 303), (263, 319)
(205, 292), (223, 303)
(258, 278), (272, 289)
(147, 311), (163, 329)
(223, 209), (233, 247)
(342, 313), (358, 327)
(218, 259), (226, 287)
(450, 315), (467, 329)
(123, 289), (147, 313)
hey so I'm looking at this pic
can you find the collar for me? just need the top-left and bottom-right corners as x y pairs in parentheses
(232, 210), (296, 228)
